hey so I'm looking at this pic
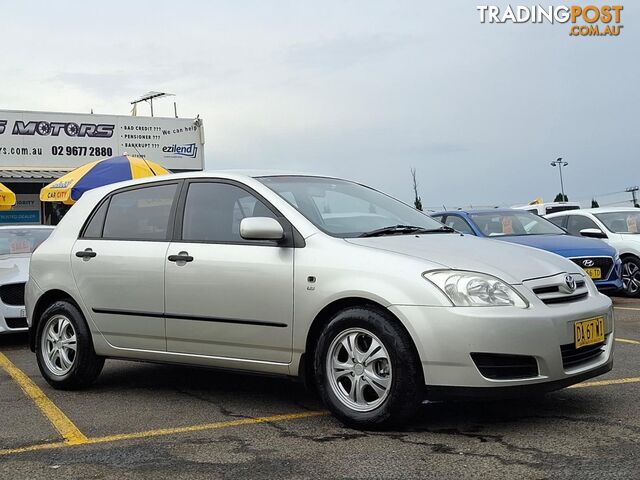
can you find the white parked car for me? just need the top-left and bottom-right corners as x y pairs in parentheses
(0, 225), (54, 334)
(546, 207), (640, 296)
(513, 202), (581, 216)
(26, 173), (613, 428)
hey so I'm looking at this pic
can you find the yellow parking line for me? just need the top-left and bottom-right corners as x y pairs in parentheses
(616, 337), (640, 345)
(614, 306), (640, 311)
(0, 352), (88, 445)
(85, 410), (328, 445)
(0, 410), (327, 456)
(569, 376), (640, 389)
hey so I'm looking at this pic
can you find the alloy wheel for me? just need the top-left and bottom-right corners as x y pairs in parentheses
(41, 315), (77, 376)
(326, 328), (392, 412)
(622, 261), (640, 296)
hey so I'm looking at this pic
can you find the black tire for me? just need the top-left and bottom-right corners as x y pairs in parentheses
(622, 257), (640, 297)
(314, 307), (423, 429)
(35, 300), (104, 389)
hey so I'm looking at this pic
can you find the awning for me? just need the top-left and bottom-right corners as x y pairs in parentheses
(0, 169), (71, 182)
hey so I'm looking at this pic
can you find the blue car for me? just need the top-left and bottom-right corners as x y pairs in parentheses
(431, 209), (622, 293)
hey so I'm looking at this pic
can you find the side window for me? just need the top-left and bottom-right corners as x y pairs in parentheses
(82, 199), (109, 238)
(566, 215), (599, 236)
(181, 182), (279, 243)
(102, 184), (178, 240)
(547, 216), (566, 229)
(443, 215), (475, 235)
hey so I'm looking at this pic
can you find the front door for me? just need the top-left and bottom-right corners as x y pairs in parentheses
(72, 181), (180, 351)
(164, 180), (294, 363)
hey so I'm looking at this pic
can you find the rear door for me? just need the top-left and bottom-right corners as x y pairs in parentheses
(164, 180), (294, 363)
(72, 181), (181, 351)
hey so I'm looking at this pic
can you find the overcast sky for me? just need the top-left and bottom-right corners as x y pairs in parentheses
(1, 1), (637, 208)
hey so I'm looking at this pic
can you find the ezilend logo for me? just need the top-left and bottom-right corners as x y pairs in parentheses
(162, 143), (197, 158)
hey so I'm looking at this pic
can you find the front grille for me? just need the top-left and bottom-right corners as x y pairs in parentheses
(542, 292), (588, 304)
(533, 280), (586, 296)
(5, 317), (27, 329)
(0, 283), (25, 306)
(560, 341), (606, 370)
(527, 274), (589, 305)
(570, 257), (614, 279)
(471, 353), (539, 380)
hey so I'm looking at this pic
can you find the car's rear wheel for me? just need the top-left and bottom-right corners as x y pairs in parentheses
(314, 307), (423, 429)
(622, 257), (640, 297)
(36, 300), (104, 389)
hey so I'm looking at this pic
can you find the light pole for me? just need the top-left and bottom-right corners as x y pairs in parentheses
(550, 157), (569, 202)
(626, 186), (639, 207)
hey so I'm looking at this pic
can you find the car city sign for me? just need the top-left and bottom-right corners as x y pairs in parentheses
(476, 5), (624, 37)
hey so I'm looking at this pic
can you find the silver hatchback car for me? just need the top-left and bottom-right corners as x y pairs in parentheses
(26, 172), (614, 428)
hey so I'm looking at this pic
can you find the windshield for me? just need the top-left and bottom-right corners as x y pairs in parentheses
(595, 211), (640, 234)
(258, 176), (446, 237)
(0, 228), (53, 255)
(469, 211), (566, 237)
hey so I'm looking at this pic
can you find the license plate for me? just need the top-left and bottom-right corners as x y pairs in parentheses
(574, 316), (605, 348)
(20, 308), (26, 318)
(583, 267), (601, 279)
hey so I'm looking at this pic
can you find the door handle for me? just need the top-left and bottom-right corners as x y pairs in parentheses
(75, 248), (97, 259)
(168, 252), (194, 263)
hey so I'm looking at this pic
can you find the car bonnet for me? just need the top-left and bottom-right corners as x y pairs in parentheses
(346, 233), (583, 285)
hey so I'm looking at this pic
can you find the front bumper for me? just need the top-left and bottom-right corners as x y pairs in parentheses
(594, 258), (623, 292)
(0, 300), (28, 334)
(389, 291), (614, 395)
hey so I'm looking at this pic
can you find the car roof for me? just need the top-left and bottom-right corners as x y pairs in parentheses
(432, 208), (521, 216)
(547, 207), (640, 216)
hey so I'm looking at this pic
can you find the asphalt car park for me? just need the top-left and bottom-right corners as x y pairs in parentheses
(0, 297), (638, 479)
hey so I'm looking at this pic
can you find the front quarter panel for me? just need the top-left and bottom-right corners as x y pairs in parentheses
(291, 234), (452, 371)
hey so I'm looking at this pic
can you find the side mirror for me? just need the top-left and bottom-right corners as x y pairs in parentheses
(240, 217), (284, 241)
(579, 228), (607, 239)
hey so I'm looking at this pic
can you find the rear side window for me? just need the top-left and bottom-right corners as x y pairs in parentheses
(101, 184), (178, 240)
(547, 216), (566, 229)
(82, 200), (109, 238)
(181, 182), (279, 243)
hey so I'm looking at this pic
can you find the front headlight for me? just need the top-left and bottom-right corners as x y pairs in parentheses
(423, 270), (529, 308)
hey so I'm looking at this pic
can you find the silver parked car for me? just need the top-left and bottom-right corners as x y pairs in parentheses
(0, 225), (54, 334)
(26, 173), (614, 428)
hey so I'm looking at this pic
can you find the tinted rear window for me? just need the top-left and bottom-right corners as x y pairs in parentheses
(102, 184), (178, 240)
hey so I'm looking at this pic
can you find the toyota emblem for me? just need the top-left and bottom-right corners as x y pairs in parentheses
(565, 275), (576, 292)
(582, 259), (595, 267)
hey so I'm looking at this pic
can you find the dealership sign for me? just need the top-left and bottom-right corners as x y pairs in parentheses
(0, 110), (204, 170)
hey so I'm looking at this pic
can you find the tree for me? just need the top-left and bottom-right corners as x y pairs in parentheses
(411, 167), (423, 211)
(554, 193), (568, 202)
(591, 198), (600, 208)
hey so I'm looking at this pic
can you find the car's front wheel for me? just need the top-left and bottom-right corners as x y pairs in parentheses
(35, 300), (104, 389)
(314, 307), (423, 429)
(622, 257), (640, 297)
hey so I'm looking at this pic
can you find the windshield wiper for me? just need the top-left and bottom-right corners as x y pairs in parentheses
(358, 224), (455, 237)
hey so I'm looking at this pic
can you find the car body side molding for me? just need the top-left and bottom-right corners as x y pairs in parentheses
(91, 308), (288, 328)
